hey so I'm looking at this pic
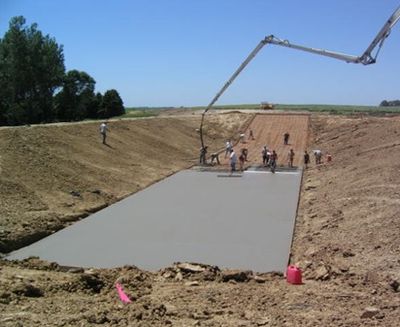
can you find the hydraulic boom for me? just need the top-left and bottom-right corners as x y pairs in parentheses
(199, 5), (400, 148)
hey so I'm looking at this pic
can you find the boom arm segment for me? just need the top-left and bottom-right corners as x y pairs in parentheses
(199, 5), (400, 148)
(359, 5), (400, 64)
(199, 39), (267, 148)
(265, 35), (359, 64)
(265, 5), (400, 65)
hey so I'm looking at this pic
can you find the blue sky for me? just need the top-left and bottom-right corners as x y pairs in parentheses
(1, 0), (399, 107)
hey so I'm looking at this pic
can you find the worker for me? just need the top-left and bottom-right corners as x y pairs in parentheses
(249, 129), (255, 140)
(99, 122), (109, 145)
(262, 146), (269, 166)
(326, 153), (332, 163)
(239, 151), (245, 171)
(240, 133), (245, 143)
(241, 148), (248, 161)
(313, 149), (322, 164)
(225, 140), (232, 158)
(199, 146), (208, 165)
(270, 150), (278, 173)
(210, 152), (220, 165)
(229, 149), (237, 174)
(287, 149), (295, 168)
(284, 132), (290, 145)
(304, 151), (310, 169)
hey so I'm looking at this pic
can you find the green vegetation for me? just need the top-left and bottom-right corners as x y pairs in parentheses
(177, 103), (400, 115)
(189, 104), (260, 111)
(0, 16), (125, 126)
(275, 104), (400, 115)
(122, 108), (159, 118)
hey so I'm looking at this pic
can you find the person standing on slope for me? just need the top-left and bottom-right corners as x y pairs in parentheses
(225, 140), (232, 158)
(304, 151), (310, 169)
(249, 129), (255, 140)
(100, 122), (109, 145)
(284, 132), (290, 145)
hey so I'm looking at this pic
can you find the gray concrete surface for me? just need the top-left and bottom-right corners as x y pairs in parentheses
(7, 169), (302, 272)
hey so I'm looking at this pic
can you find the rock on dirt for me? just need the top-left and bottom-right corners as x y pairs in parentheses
(389, 279), (399, 292)
(221, 270), (253, 282)
(360, 307), (382, 319)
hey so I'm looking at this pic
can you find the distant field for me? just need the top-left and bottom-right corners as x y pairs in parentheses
(275, 104), (400, 114)
(125, 104), (400, 115)
(122, 108), (160, 118)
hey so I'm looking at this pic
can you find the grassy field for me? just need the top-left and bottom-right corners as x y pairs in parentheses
(275, 104), (400, 114)
(122, 108), (160, 118)
(125, 104), (400, 115)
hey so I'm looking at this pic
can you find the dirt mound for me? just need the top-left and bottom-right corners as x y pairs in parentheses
(1, 113), (400, 326)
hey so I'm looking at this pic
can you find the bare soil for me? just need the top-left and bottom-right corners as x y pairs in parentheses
(217, 114), (310, 168)
(0, 113), (250, 253)
(1, 112), (400, 326)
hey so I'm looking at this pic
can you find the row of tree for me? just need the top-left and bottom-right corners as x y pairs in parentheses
(380, 100), (400, 107)
(0, 16), (125, 126)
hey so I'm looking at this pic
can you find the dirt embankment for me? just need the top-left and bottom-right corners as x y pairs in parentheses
(292, 115), (400, 280)
(0, 113), (399, 327)
(0, 113), (251, 253)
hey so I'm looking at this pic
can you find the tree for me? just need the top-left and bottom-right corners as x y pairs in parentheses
(55, 70), (96, 121)
(379, 99), (400, 107)
(100, 89), (125, 118)
(0, 16), (65, 125)
(86, 92), (103, 119)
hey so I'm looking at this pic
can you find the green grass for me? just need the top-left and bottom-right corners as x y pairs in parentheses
(189, 103), (400, 115)
(275, 104), (400, 115)
(121, 108), (160, 118)
(189, 104), (261, 110)
(123, 104), (400, 117)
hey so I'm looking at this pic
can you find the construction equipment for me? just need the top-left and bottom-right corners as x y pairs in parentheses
(260, 102), (274, 110)
(199, 5), (400, 148)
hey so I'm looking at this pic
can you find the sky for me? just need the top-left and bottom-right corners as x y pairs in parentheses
(1, 0), (399, 107)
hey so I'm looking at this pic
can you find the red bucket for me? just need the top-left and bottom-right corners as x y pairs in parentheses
(286, 265), (302, 284)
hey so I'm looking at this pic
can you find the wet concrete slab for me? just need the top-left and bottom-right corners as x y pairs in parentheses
(7, 169), (302, 272)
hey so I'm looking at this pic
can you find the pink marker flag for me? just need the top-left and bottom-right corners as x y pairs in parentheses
(115, 282), (132, 304)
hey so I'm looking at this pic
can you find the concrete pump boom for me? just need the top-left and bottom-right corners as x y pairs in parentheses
(199, 5), (400, 149)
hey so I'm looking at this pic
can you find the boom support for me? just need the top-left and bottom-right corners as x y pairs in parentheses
(199, 5), (400, 148)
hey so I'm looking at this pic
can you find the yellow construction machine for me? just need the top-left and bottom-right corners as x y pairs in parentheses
(260, 102), (274, 110)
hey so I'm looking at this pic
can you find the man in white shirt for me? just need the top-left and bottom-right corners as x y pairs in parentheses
(225, 140), (232, 158)
(100, 122), (109, 144)
(313, 149), (322, 164)
(240, 133), (245, 143)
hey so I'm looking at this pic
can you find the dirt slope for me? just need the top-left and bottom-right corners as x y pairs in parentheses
(1, 113), (400, 327)
(0, 113), (250, 252)
(217, 114), (309, 168)
(292, 115), (400, 280)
